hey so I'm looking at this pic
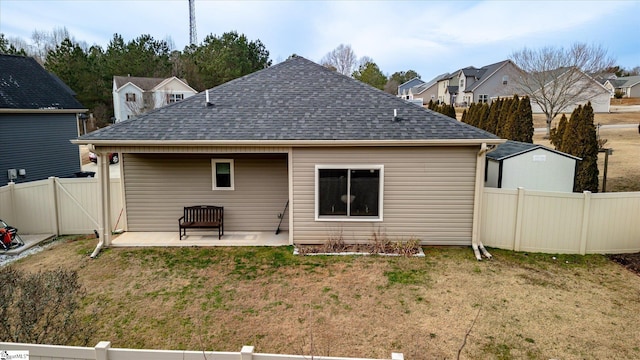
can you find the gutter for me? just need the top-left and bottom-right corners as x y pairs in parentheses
(72, 138), (505, 147)
(0, 108), (88, 114)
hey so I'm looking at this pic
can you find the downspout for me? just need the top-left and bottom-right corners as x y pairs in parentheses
(471, 143), (494, 260)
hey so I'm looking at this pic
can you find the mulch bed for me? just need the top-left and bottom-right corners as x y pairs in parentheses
(608, 253), (640, 276)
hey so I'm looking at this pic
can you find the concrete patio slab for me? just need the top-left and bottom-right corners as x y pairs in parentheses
(110, 231), (290, 247)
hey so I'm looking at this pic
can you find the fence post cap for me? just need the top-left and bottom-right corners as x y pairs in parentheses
(95, 341), (111, 349)
(391, 353), (404, 360)
(241, 345), (255, 353)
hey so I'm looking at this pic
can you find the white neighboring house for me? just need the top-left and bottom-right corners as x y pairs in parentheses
(485, 140), (580, 193)
(527, 68), (611, 114)
(113, 76), (197, 122)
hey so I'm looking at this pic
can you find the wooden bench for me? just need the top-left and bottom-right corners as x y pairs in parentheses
(178, 205), (224, 240)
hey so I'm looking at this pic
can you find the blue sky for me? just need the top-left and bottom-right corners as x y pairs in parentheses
(1, 0), (638, 81)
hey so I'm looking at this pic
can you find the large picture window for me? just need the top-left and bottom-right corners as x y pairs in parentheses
(212, 159), (234, 190)
(315, 165), (383, 221)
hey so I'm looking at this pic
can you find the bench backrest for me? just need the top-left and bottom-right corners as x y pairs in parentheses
(183, 205), (223, 223)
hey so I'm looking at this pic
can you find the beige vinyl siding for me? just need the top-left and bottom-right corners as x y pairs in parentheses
(291, 146), (478, 245)
(124, 153), (288, 232)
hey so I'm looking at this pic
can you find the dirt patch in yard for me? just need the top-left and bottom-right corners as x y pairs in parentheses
(609, 253), (640, 276)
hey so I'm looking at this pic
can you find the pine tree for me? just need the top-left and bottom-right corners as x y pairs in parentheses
(485, 98), (501, 135)
(560, 106), (581, 154)
(573, 103), (599, 192)
(503, 95), (520, 140)
(461, 109), (468, 124)
(497, 96), (518, 138)
(478, 103), (490, 131)
(514, 96), (533, 143)
(550, 114), (568, 149)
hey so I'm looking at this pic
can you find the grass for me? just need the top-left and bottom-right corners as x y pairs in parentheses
(7, 236), (640, 359)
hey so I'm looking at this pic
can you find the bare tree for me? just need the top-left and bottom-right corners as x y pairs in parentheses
(510, 43), (615, 136)
(31, 26), (71, 63)
(320, 44), (357, 76)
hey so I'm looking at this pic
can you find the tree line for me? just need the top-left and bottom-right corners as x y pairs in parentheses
(460, 95), (534, 143)
(1, 30), (270, 127)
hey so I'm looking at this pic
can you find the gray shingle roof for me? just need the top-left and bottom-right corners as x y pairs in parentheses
(113, 76), (166, 91)
(0, 54), (85, 110)
(79, 56), (499, 143)
(488, 140), (580, 161)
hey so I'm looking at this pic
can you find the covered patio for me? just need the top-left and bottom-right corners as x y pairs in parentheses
(110, 230), (289, 247)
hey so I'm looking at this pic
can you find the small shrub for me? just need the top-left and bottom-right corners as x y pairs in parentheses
(613, 90), (625, 99)
(0, 267), (96, 345)
(322, 229), (347, 253)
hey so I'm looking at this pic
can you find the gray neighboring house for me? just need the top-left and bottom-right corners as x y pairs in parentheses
(486, 141), (580, 193)
(0, 54), (87, 184)
(75, 56), (502, 247)
(397, 77), (425, 99)
(603, 76), (640, 98)
(400, 73), (450, 105)
(436, 60), (523, 106)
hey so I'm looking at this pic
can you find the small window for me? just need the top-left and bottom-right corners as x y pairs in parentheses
(315, 165), (384, 221)
(502, 75), (508, 85)
(125, 93), (136, 102)
(459, 78), (465, 88)
(478, 94), (488, 103)
(167, 93), (184, 103)
(212, 159), (234, 190)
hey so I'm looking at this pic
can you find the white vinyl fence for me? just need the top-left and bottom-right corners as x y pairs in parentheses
(0, 342), (403, 360)
(481, 188), (640, 254)
(0, 177), (123, 235)
(1, 179), (639, 254)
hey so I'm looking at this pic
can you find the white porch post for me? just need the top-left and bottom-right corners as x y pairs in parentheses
(99, 151), (112, 246)
(288, 148), (294, 245)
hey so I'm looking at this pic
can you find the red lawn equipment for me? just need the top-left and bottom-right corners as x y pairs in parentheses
(0, 219), (24, 251)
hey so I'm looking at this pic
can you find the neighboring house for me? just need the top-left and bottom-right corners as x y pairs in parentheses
(112, 76), (197, 122)
(603, 76), (640, 98)
(457, 60), (523, 106)
(0, 54), (87, 184)
(76, 56), (503, 247)
(397, 77), (425, 100)
(435, 60), (523, 106)
(486, 140), (580, 193)
(529, 67), (611, 114)
(407, 73), (449, 105)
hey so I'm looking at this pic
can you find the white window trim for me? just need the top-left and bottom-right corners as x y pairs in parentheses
(212, 159), (235, 190)
(314, 164), (384, 222)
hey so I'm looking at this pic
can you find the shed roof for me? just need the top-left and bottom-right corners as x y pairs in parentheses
(78, 56), (500, 144)
(487, 140), (580, 161)
(0, 54), (85, 110)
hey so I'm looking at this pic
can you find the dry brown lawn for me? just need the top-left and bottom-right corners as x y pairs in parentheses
(8, 237), (640, 360)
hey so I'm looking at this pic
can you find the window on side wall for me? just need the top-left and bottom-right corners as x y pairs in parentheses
(478, 94), (488, 103)
(315, 165), (383, 221)
(125, 93), (136, 102)
(167, 93), (184, 103)
(502, 75), (508, 85)
(212, 159), (234, 190)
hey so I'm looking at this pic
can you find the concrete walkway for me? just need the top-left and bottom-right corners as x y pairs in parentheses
(1, 234), (56, 255)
